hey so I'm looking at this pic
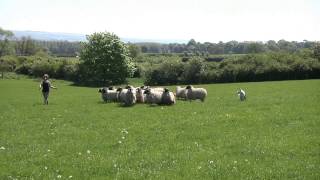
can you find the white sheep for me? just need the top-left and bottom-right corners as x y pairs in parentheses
(149, 87), (165, 92)
(144, 89), (163, 104)
(237, 89), (246, 101)
(161, 88), (176, 105)
(140, 85), (150, 90)
(144, 88), (175, 105)
(176, 86), (188, 100)
(98, 87), (118, 102)
(185, 85), (207, 102)
(117, 87), (137, 106)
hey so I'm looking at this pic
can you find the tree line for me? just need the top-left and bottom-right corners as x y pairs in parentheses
(1, 27), (320, 85)
(144, 50), (320, 85)
(136, 39), (318, 55)
(2, 27), (320, 57)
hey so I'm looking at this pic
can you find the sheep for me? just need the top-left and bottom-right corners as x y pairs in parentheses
(185, 85), (207, 102)
(144, 88), (175, 105)
(237, 89), (246, 101)
(144, 89), (163, 104)
(136, 87), (147, 103)
(98, 87), (119, 102)
(151, 87), (165, 92)
(140, 85), (150, 90)
(117, 87), (137, 106)
(176, 86), (188, 100)
(161, 88), (176, 105)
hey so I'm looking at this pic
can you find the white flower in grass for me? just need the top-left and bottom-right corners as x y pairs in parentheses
(122, 136), (125, 139)
(0, 146), (5, 150)
(197, 166), (202, 169)
(118, 140), (122, 144)
(44, 166), (48, 170)
(114, 164), (117, 168)
(78, 152), (82, 155)
(57, 175), (62, 178)
(122, 129), (128, 134)
(47, 149), (51, 152)
(87, 150), (91, 154)
(68, 175), (73, 178)
(209, 160), (214, 164)
(234, 160), (237, 164)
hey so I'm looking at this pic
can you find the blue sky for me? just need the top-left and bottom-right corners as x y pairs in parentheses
(0, 0), (319, 42)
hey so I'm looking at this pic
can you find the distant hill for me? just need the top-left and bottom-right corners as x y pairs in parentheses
(12, 30), (187, 44)
(13, 30), (86, 42)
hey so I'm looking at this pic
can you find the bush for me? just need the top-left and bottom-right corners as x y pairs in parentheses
(143, 53), (320, 85)
(79, 32), (135, 86)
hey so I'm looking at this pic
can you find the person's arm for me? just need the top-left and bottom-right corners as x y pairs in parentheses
(49, 81), (57, 89)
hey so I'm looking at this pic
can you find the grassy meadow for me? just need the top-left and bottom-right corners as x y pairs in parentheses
(0, 78), (319, 179)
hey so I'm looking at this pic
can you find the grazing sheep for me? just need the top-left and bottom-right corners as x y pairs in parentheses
(237, 89), (246, 101)
(185, 85), (207, 102)
(117, 87), (137, 106)
(144, 89), (163, 104)
(144, 88), (175, 105)
(176, 86), (188, 100)
(161, 88), (176, 105)
(98, 87), (119, 102)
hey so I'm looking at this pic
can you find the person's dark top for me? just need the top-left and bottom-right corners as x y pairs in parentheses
(42, 80), (50, 92)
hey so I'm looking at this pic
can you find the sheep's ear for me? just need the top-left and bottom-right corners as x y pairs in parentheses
(98, 89), (102, 93)
(108, 86), (114, 90)
(117, 88), (122, 92)
(186, 85), (191, 89)
(144, 89), (149, 94)
(164, 88), (169, 92)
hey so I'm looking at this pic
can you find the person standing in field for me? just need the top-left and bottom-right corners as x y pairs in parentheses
(39, 74), (57, 105)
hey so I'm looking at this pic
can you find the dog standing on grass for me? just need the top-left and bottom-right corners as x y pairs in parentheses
(39, 74), (57, 105)
(237, 89), (246, 101)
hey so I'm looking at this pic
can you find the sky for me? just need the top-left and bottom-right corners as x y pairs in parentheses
(0, 0), (319, 42)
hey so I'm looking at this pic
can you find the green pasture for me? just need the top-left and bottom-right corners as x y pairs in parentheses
(0, 78), (319, 179)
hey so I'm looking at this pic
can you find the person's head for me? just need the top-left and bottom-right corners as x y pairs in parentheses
(43, 74), (49, 80)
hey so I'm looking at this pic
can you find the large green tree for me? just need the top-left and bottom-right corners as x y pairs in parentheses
(79, 32), (135, 85)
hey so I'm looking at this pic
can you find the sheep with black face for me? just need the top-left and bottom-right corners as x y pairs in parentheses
(185, 85), (207, 102)
(117, 87), (137, 106)
(176, 86), (188, 100)
(144, 88), (175, 105)
(98, 87), (119, 102)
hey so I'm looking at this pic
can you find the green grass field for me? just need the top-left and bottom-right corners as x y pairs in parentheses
(0, 78), (319, 179)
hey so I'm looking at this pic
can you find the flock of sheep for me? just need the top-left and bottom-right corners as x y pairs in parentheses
(98, 85), (208, 106)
